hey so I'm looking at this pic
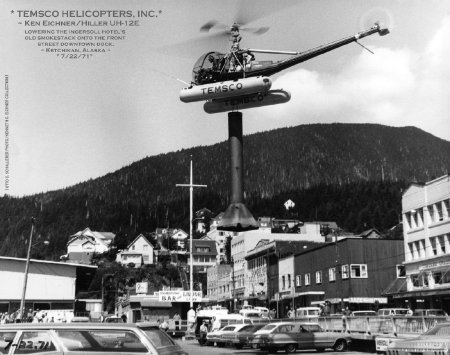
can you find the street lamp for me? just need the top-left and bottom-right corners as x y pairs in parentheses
(19, 218), (49, 321)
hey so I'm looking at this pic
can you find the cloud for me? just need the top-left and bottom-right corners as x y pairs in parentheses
(256, 16), (450, 142)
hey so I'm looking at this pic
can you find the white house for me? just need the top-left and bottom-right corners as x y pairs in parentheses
(170, 229), (188, 249)
(116, 234), (154, 268)
(66, 227), (115, 264)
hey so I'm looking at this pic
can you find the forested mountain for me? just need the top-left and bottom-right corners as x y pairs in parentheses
(1, 123), (449, 260)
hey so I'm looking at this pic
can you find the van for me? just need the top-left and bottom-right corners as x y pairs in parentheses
(254, 307), (270, 317)
(377, 308), (409, 316)
(295, 307), (321, 318)
(413, 309), (448, 317)
(194, 311), (252, 342)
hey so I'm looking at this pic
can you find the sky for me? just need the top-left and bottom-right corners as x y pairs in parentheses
(1, 0), (449, 197)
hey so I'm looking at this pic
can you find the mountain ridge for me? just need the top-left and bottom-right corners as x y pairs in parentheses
(1, 123), (449, 260)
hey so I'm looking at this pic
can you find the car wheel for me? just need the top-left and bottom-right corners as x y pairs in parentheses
(334, 339), (348, 352)
(285, 344), (297, 353)
(316, 348), (325, 352)
(235, 344), (243, 349)
(268, 346), (277, 353)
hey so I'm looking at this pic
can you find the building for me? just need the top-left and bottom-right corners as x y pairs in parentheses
(116, 234), (155, 267)
(170, 229), (189, 249)
(390, 174), (450, 311)
(66, 227), (115, 264)
(294, 238), (404, 313)
(188, 239), (217, 273)
(0, 256), (96, 315)
(231, 224), (330, 307)
(206, 264), (233, 304)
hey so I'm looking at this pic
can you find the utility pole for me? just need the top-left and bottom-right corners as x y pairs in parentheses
(176, 156), (206, 307)
(19, 218), (35, 321)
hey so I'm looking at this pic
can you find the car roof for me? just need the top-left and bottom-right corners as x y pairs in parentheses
(0, 323), (142, 330)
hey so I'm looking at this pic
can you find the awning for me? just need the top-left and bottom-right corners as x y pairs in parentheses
(382, 277), (407, 296)
(296, 291), (325, 296)
(140, 300), (172, 308)
(392, 287), (450, 299)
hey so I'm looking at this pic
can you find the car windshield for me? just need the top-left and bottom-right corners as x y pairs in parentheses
(424, 324), (450, 336)
(140, 327), (176, 348)
(238, 325), (254, 332)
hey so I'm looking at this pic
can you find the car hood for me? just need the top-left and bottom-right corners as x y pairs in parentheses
(156, 345), (188, 355)
(390, 336), (450, 350)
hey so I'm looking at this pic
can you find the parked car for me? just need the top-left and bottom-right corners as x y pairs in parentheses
(194, 312), (252, 343)
(387, 322), (450, 355)
(103, 315), (124, 323)
(254, 307), (270, 317)
(351, 310), (377, 317)
(0, 322), (188, 355)
(70, 316), (90, 322)
(206, 323), (249, 346)
(377, 308), (409, 316)
(251, 321), (351, 353)
(413, 308), (448, 317)
(222, 323), (266, 349)
(295, 307), (321, 318)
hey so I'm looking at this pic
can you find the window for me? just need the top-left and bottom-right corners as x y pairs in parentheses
(0, 331), (17, 355)
(341, 265), (349, 279)
(296, 275), (302, 287)
(396, 265), (406, 278)
(350, 264), (368, 278)
(55, 330), (148, 352)
(288, 274), (291, 288)
(304, 273), (310, 286)
(131, 245), (135, 250)
(15, 331), (57, 354)
(143, 245), (148, 251)
(329, 267), (336, 282)
(315, 271), (322, 284)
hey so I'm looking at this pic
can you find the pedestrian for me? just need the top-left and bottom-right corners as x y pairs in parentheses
(159, 319), (169, 331)
(173, 313), (181, 330)
(187, 307), (196, 331)
(199, 320), (208, 346)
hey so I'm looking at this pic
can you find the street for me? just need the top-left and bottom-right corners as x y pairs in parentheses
(175, 338), (376, 355)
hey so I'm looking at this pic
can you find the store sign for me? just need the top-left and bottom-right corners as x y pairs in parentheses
(158, 291), (202, 302)
(136, 282), (148, 294)
(419, 260), (450, 271)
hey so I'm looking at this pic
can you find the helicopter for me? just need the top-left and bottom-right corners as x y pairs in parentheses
(179, 22), (389, 104)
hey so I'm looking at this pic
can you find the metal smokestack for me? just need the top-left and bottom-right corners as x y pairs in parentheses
(217, 111), (259, 232)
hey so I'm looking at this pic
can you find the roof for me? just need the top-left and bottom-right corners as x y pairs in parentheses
(0, 256), (97, 269)
(192, 239), (217, 256)
(127, 234), (154, 249)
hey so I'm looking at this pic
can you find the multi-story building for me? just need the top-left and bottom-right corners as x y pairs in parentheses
(206, 264), (233, 304)
(231, 223), (331, 306)
(394, 174), (450, 311)
(244, 239), (324, 312)
(294, 238), (404, 313)
(188, 239), (217, 273)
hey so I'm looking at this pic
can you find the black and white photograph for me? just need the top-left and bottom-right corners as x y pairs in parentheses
(1, 0), (450, 354)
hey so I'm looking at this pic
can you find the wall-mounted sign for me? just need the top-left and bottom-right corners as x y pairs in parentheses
(158, 290), (202, 302)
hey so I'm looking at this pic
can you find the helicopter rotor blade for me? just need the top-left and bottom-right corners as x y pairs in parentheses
(200, 20), (228, 33)
(240, 26), (270, 35)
